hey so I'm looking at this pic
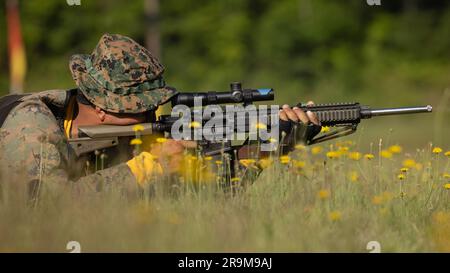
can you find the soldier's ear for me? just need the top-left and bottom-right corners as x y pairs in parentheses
(95, 106), (106, 122)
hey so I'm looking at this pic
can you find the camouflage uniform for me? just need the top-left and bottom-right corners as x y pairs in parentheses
(0, 34), (177, 197)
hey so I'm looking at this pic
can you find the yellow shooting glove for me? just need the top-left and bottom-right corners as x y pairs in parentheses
(126, 151), (163, 186)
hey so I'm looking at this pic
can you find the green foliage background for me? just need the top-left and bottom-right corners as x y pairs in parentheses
(1, 1), (449, 253)
(0, 0), (449, 144)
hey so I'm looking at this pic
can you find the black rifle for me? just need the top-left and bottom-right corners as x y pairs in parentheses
(69, 82), (432, 159)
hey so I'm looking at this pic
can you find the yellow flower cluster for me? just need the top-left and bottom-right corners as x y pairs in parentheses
(317, 189), (331, 199)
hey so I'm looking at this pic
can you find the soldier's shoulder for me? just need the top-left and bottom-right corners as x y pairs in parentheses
(8, 89), (68, 118)
(2, 90), (69, 131)
(9, 99), (54, 122)
(21, 89), (70, 107)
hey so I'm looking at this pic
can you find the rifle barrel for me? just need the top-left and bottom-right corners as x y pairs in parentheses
(362, 105), (432, 118)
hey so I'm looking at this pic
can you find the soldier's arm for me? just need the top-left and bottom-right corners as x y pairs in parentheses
(0, 103), (140, 197)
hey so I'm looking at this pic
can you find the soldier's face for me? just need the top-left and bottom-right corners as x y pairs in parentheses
(103, 111), (147, 125)
(95, 106), (147, 125)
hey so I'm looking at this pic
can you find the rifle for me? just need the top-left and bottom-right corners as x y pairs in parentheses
(69, 82), (432, 160)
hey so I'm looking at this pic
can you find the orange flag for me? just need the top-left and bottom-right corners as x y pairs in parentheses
(6, 0), (26, 94)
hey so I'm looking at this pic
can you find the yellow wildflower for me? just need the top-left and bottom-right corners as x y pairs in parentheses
(372, 195), (383, 205)
(204, 156), (213, 161)
(326, 151), (340, 159)
(400, 167), (409, 173)
(239, 159), (256, 168)
(133, 124), (145, 132)
(329, 211), (342, 221)
(293, 160), (306, 168)
(444, 184), (450, 190)
(443, 173), (450, 179)
(348, 171), (359, 182)
(320, 126), (330, 133)
(280, 155), (291, 164)
(255, 122), (267, 129)
(337, 146), (349, 156)
(380, 150), (392, 159)
(215, 160), (223, 165)
(432, 147), (443, 154)
(311, 146), (323, 155)
(130, 138), (143, 145)
(388, 145), (402, 154)
(156, 137), (167, 143)
(295, 144), (306, 150)
(364, 153), (375, 160)
(231, 177), (241, 183)
(402, 159), (416, 168)
(189, 121), (201, 128)
(445, 151), (450, 157)
(349, 152), (361, 161)
(398, 173), (406, 180)
(258, 158), (273, 169)
(317, 189), (330, 200)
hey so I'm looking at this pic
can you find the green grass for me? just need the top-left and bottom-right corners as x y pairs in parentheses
(0, 128), (449, 253)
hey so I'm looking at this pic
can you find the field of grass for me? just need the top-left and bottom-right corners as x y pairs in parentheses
(0, 121), (449, 253)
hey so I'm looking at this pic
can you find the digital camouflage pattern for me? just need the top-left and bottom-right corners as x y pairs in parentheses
(0, 90), (139, 197)
(69, 33), (177, 114)
(0, 34), (178, 199)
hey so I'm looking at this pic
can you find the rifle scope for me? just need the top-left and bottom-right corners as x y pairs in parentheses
(171, 82), (274, 107)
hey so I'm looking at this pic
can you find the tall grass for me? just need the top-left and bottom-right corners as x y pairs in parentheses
(0, 135), (449, 252)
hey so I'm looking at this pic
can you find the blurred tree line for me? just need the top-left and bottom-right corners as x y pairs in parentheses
(0, 0), (450, 106)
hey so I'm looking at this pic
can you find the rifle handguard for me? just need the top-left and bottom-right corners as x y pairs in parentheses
(297, 102), (363, 126)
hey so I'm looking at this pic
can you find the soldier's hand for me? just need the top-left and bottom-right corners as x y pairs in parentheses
(150, 139), (197, 174)
(279, 101), (320, 125)
(278, 101), (322, 152)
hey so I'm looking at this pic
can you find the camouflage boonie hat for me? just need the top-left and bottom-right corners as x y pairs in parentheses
(69, 33), (177, 113)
